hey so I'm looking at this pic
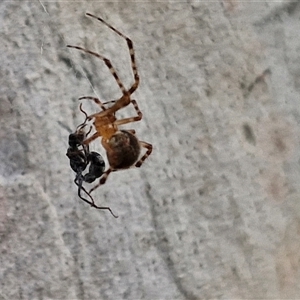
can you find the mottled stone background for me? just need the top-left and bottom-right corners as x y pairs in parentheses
(1, 1), (300, 299)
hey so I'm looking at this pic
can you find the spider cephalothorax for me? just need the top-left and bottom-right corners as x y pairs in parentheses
(67, 13), (152, 194)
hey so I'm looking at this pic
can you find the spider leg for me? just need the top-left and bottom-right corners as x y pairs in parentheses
(79, 96), (118, 111)
(82, 131), (100, 146)
(113, 100), (142, 126)
(80, 97), (142, 126)
(67, 45), (127, 94)
(67, 44), (132, 117)
(135, 141), (153, 167)
(89, 168), (113, 194)
(86, 13), (139, 95)
(101, 100), (118, 105)
(125, 129), (136, 135)
(81, 93), (131, 119)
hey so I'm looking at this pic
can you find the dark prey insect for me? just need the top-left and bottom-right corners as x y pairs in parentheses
(67, 12), (152, 194)
(66, 125), (118, 218)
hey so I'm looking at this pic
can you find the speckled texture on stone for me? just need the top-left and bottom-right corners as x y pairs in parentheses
(1, 1), (300, 299)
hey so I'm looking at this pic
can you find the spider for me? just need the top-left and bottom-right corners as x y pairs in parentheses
(66, 125), (118, 218)
(67, 12), (152, 194)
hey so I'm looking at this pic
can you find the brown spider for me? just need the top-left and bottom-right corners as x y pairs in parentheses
(67, 13), (152, 193)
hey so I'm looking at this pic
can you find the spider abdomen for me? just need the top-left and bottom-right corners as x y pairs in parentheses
(106, 130), (141, 169)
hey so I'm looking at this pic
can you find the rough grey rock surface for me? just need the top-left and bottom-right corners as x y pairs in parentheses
(1, 1), (300, 299)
